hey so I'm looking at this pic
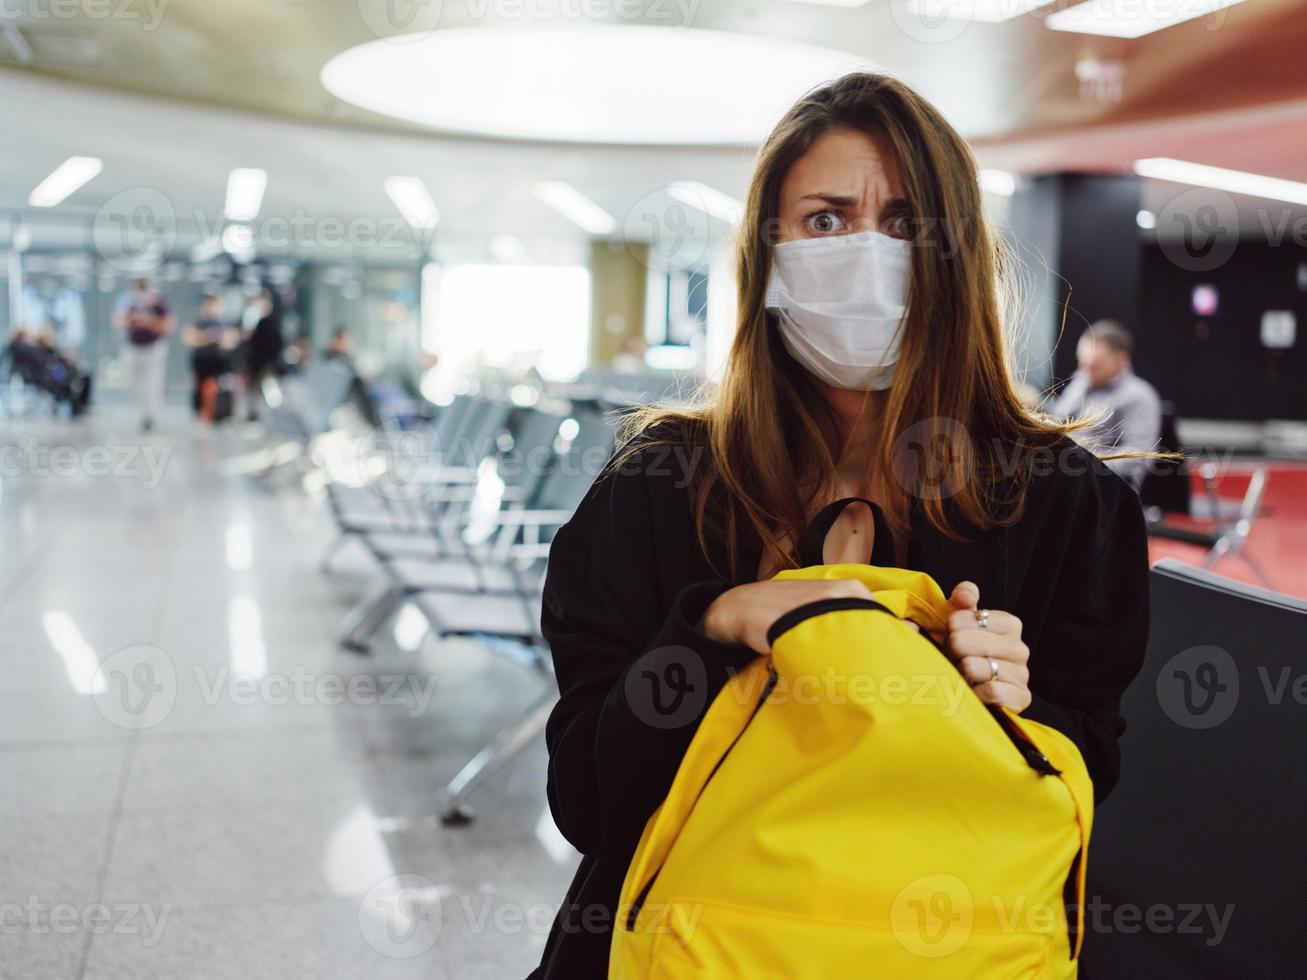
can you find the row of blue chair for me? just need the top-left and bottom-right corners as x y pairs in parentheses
(322, 389), (617, 823)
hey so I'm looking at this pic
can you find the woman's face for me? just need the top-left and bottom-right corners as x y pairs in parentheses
(775, 126), (913, 245)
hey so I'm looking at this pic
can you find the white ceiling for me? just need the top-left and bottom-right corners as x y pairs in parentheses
(3, 51), (1307, 265)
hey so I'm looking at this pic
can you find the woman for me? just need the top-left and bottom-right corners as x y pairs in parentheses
(530, 73), (1149, 978)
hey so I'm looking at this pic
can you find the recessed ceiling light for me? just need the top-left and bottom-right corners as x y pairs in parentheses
(533, 182), (616, 236)
(490, 234), (528, 263)
(225, 168), (267, 222)
(1134, 157), (1307, 206)
(978, 169), (1017, 196)
(384, 176), (440, 229)
(1136, 209), (1157, 230)
(28, 156), (102, 207)
(908, 0), (1054, 22)
(668, 182), (745, 225)
(321, 25), (874, 145)
(1046, 0), (1249, 38)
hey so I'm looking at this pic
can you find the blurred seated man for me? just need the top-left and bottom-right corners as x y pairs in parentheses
(611, 335), (648, 374)
(320, 326), (376, 420)
(29, 326), (93, 416)
(322, 326), (354, 367)
(4, 329), (43, 383)
(1045, 319), (1161, 491)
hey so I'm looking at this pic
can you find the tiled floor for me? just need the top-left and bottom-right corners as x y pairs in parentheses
(0, 407), (576, 980)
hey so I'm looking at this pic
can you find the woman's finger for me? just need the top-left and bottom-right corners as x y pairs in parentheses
(945, 607), (1023, 637)
(947, 626), (1029, 663)
(956, 653), (1030, 688)
(949, 581), (980, 610)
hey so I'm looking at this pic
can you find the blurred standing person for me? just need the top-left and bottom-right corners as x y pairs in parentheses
(113, 278), (173, 432)
(611, 335), (648, 374)
(240, 289), (283, 420)
(183, 294), (235, 421)
(282, 336), (312, 374)
(1046, 320), (1162, 490)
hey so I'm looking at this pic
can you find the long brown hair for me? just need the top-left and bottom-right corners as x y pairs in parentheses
(620, 72), (1133, 578)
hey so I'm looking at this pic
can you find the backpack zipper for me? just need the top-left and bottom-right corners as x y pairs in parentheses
(625, 668), (779, 932)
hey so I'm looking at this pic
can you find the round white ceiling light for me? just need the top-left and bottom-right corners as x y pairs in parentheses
(321, 25), (875, 146)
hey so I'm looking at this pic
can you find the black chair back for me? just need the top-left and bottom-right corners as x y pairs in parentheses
(1081, 559), (1307, 979)
(1139, 400), (1191, 515)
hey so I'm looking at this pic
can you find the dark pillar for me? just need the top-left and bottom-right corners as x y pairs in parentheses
(1006, 173), (1143, 389)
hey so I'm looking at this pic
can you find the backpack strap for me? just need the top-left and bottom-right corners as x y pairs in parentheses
(800, 497), (898, 568)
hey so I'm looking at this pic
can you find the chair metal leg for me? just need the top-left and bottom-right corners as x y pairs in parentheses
(339, 583), (404, 653)
(1238, 549), (1277, 590)
(1201, 536), (1232, 569)
(320, 531), (353, 574)
(439, 686), (557, 827)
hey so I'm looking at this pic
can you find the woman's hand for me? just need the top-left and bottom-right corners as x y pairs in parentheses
(700, 579), (892, 655)
(944, 581), (1032, 712)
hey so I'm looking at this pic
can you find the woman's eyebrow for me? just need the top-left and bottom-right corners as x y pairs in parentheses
(796, 192), (912, 211)
(798, 192), (860, 207)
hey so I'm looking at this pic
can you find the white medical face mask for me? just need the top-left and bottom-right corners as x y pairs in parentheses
(764, 230), (911, 391)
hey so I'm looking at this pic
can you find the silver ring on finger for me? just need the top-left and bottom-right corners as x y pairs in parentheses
(986, 657), (1000, 683)
(975, 608), (990, 631)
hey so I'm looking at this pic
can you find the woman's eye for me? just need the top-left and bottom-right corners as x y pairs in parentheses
(806, 210), (846, 234)
(884, 214), (913, 239)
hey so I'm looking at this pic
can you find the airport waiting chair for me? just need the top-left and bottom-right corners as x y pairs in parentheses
(358, 405), (566, 564)
(335, 405), (569, 649)
(1081, 559), (1306, 979)
(406, 414), (615, 825)
(339, 411), (610, 651)
(245, 359), (358, 479)
(262, 359), (356, 445)
(321, 395), (511, 572)
(332, 398), (523, 643)
(1147, 463), (1272, 587)
(323, 393), (478, 531)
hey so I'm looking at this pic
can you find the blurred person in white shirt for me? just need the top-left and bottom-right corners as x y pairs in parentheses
(1046, 319), (1162, 491)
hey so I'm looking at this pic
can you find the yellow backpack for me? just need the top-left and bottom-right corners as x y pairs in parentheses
(611, 561), (1093, 979)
